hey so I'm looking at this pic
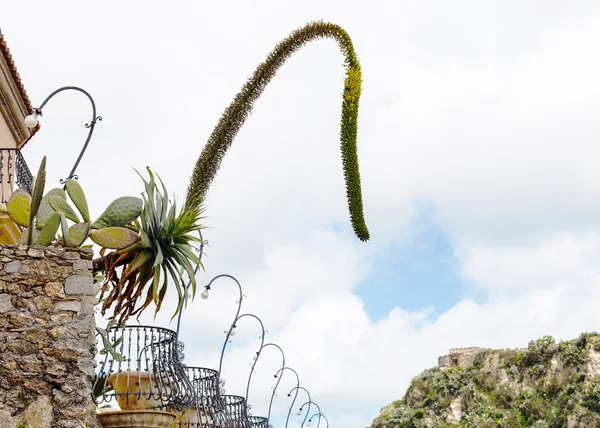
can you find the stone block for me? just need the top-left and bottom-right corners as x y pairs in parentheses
(3, 260), (21, 274)
(26, 248), (44, 259)
(54, 301), (82, 314)
(16, 395), (53, 428)
(0, 413), (16, 428)
(8, 312), (34, 328)
(32, 296), (53, 312)
(63, 251), (81, 261)
(72, 260), (93, 271)
(45, 282), (65, 298)
(64, 275), (93, 296)
(0, 293), (12, 313)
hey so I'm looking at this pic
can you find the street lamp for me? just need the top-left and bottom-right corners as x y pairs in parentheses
(24, 86), (102, 184)
(272, 366), (301, 428)
(245, 342), (287, 426)
(287, 386), (312, 428)
(299, 400), (322, 428)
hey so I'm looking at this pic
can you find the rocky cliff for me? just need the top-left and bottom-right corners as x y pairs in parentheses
(371, 333), (600, 427)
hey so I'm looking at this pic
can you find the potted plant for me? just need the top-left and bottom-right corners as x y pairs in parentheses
(107, 371), (177, 411)
(96, 409), (176, 428)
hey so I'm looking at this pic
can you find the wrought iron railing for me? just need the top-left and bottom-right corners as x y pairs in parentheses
(175, 366), (235, 427)
(222, 395), (252, 428)
(0, 148), (32, 203)
(248, 416), (269, 428)
(93, 325), (196, 413)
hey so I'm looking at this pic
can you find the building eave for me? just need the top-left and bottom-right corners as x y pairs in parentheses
(0, 29), (39, 148)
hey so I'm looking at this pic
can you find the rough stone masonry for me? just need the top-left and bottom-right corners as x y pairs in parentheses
(0, 245), (100, 428)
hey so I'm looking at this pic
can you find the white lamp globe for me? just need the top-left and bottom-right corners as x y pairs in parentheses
(24, 114), (39, 128)
(200, 289), (209, 299)
(229, 326), (236, 336)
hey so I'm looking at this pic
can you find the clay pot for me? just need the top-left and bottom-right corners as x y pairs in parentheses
(172, 407), (213, 426)
(97, 409), (176, 428)
(107, 371), (175, 410)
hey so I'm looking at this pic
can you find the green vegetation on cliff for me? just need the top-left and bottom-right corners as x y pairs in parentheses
(371, 333), (600, 428)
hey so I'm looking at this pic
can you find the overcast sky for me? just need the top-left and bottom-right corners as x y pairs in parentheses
(4, 1), (600, 427)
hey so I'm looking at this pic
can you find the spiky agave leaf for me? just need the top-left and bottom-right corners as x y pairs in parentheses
(97, 168), (204, 325)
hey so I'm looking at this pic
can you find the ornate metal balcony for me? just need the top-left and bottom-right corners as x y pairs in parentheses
(0, 148), (32, 204)
(222, 395), (252, 428)
(174, 366), (235, 427)
(93, 325), (196, 413)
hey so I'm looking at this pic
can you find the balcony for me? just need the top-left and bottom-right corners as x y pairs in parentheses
(0, 148), (32, 203)
(0, 148), (33, 243)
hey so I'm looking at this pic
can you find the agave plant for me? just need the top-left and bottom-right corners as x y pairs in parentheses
(96, 168), (204, 324)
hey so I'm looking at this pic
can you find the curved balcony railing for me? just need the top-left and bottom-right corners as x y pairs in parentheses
(93, 325), (195, 413)
(174, 366), (235, 427)
(222, 394), (252, 428)
(248, 416), (269, 428)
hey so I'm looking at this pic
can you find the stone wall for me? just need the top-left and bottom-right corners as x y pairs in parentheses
(438, 347), (490, 369)
(0, 245), (100, 428)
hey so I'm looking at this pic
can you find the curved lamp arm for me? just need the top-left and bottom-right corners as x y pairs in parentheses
(287, 386), (311, 428)
(219, 312), (265, 386)
(194, 273), (244, 384)
(308, 413), (327, 428)
(299, 400), (321, 428)
(271, 367), (300, 428)
(246, 342), (285, 417)
(25, 86), (102, 184)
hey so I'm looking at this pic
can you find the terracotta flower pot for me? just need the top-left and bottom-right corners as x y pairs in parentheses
(172, 407), (213, 426)
(98, 409), (176, 428)
(108, 370), (175, 410)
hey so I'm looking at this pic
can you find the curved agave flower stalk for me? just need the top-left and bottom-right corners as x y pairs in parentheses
(186, 21), (370, 241)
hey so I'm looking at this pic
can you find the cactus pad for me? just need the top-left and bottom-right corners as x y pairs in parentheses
(65, 179), (90, 222)
(60, 213), (70, 247)
(7, 190), (31, 227)
(49, 195), (80, 223)
(36, 211), (61, 246)
(90, 227), (139, 249)
(67, 222), (91, 247)
(30, 156), (47, 221)
(36, 188), (66, 230)
(92, 197), (143, 229)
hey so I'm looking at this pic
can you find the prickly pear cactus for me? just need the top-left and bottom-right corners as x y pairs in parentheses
(36, 188), (67, 229)
(65, 179), (90, 222)
(4, 156), (144, 249)
(90, 227), (139, 250)
(67, 222), (91, 247)
(49, 195), (80, 223)
(92, 197), (143, 229)
(36, 211), (61, 246)
(7, 190), (31, 227)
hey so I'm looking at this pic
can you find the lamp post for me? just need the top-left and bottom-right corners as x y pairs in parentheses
(246, 342), (286, 425)
(24, 86), (102, 184)
(272, 366), (300, 428)
(219, 312), (266, 428)
(288, 386), (312, 428)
